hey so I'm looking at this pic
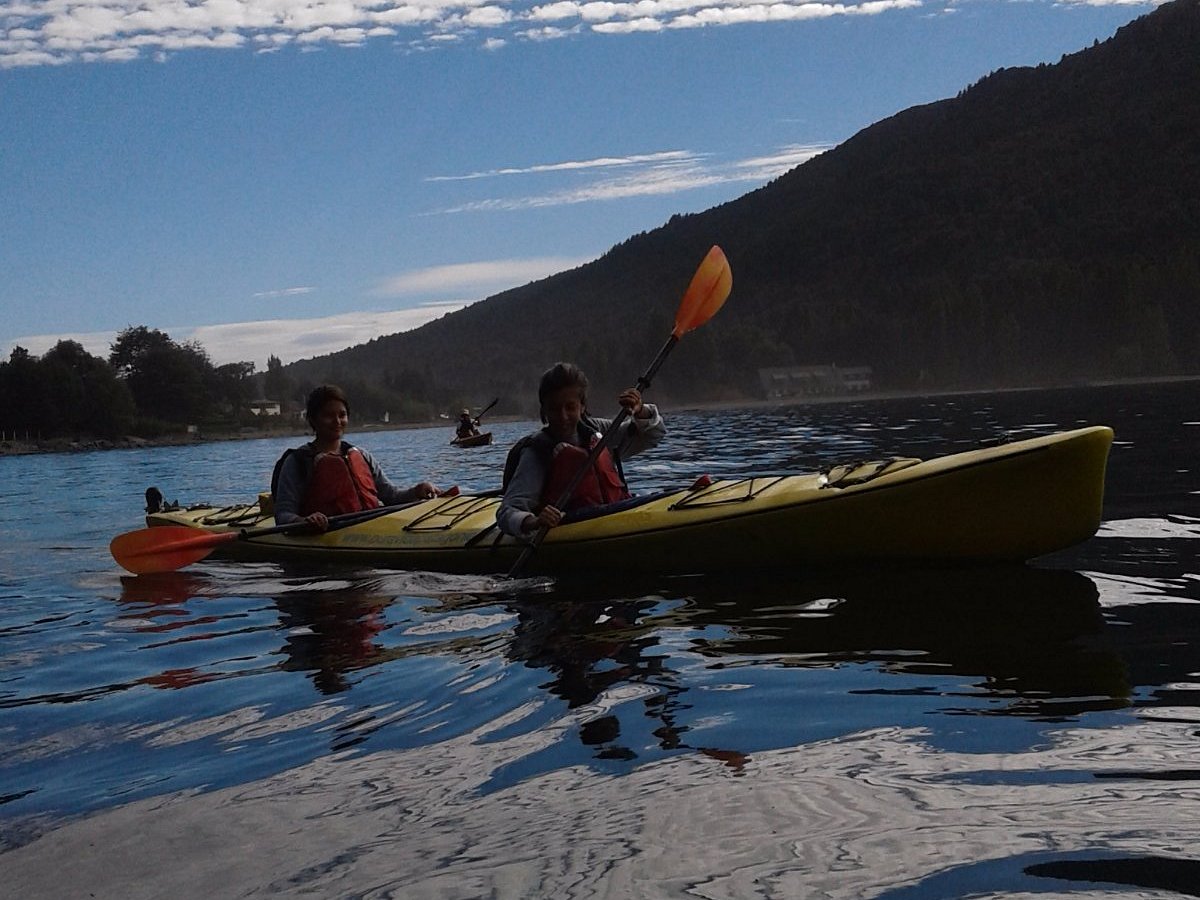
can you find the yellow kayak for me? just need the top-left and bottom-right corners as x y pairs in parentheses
(142, 426), (1113, 575)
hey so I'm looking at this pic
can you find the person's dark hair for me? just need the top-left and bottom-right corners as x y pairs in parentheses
(305, 384), (350, 427)
(537, 363), (588, 423)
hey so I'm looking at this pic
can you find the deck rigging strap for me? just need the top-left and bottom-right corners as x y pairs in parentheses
(819, 457), (919, 489)
(669, 476), (786, 509)
(198, 504), (264, 527)
(405, 494), (501, 532)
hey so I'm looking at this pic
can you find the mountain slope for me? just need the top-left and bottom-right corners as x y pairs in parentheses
(287, 0), (1200, 415)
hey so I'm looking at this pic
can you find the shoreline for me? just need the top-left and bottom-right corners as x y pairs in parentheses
(0, 416), (529, 458)
(3, 374), (1197, 458)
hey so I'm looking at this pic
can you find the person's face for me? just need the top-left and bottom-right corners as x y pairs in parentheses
(543, 386), (585, 441)
(311, 399), (348, 444)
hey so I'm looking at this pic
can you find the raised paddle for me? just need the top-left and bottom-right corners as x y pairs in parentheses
(473, 397), (499, 425)
(506, 245), (732, 577)
(111, 488), (459, 575)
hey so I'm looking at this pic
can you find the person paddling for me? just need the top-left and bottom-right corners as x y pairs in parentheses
(455, 409), (481, 440)
(496, 362), (664, 538)
(273, 384), (441, 532)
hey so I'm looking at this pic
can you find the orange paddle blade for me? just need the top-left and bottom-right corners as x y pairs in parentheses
(672, 245), (732, 338)
(110, 526), (239, 575)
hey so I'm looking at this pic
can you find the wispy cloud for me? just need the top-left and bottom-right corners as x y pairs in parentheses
(435, 143), (831, 212)
(426, 150), (701, 181)
(3, 303), (468, 369)
(251, 286), (316, 299)
(371, 256), (592, 295)
(3, 0), (939, 68)
(184, 306), (469, 365)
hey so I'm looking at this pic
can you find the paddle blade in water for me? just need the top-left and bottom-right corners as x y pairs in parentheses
(110, 526), (237, 575)
(672, 245), (732, 338)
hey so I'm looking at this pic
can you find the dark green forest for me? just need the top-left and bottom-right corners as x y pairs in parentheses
(6, 0), (1199, 441)
(0, 328), (297, 442)
(0, 326), (455, 442)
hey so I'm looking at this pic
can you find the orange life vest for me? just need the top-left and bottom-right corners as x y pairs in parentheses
(540, 433), (630, 511)
(300, 446), (381, 516)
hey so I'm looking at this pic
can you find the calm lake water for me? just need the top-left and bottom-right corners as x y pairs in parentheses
(2, 382), (1199, 898)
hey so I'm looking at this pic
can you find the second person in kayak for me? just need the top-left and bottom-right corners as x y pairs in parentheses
(497, 362), (665, 538)
(273, 384), (442, 532)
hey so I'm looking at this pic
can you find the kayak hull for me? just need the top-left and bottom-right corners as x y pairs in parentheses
(144, 426), (1113, 575)
(450, 432), (493, 448)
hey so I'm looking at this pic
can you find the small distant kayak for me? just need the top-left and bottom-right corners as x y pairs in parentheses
(138, 426), (1113, 575)
(451, 432), (493, 448)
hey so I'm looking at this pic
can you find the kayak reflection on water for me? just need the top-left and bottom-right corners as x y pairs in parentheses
(497, 563), (1121, 763)
(116, 563), (1123, 763)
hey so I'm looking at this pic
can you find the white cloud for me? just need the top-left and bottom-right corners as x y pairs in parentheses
(0, 0), (968, 68)
(252, 286), (317, 299)
(514, 23), (580, 38)
(426, 149), (699, 181)
(3, 302), (468, 369)
(528, 1), (582, 20)
(462, 5), (514, 25)
(371, 256), (591, 295)
(664, 0), (924, 28)
(4, 331), (120, 364)
(184, 305), (468, 365)
(593, 16), (664, 31)
(733, 142), (833, 176)
(435, 142), (831, 212)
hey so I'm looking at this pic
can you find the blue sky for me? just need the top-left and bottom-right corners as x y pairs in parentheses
(2, 0), (1159, 368)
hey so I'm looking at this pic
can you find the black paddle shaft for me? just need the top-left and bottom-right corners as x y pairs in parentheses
(237, 498), (429, 541)
(473, 397), (499, 425)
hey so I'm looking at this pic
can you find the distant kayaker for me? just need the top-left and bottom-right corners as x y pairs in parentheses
(456, 409), (481, 440)
(272, 384), (441, 532)
(497, 362), (665, 538)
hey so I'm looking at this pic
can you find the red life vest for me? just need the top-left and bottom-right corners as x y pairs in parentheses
(540, 434), (630, 511)
(300, 447), (381, 516)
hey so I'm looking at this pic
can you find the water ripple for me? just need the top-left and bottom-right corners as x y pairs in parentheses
(3, 383), (1200, 897)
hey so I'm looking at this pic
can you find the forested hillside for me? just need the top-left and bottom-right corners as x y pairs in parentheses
(283, 0), (1198, 413)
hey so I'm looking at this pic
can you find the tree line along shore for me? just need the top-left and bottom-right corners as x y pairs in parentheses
(1, 325), (499, 456)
